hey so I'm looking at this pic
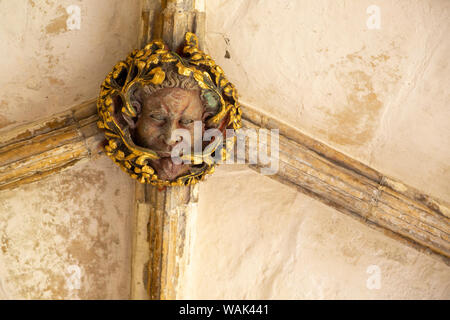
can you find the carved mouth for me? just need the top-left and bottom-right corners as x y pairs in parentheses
(153, 157), (189, 181)
(156, 147), (190, 160)
(157, 149), (179, 157)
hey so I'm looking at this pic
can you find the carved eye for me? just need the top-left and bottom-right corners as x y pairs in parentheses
(150, 114), (165, 121)
(180, 118), (194, 125)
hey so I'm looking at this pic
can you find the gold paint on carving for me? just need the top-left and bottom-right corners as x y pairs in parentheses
(97, 32), (241, 187)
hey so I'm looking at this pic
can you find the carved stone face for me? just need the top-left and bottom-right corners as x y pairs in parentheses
(99, 34), (241, 187)
(134, 87), (205, 181)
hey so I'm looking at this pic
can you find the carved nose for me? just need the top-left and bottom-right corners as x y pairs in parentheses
(161, 121), (180, 148)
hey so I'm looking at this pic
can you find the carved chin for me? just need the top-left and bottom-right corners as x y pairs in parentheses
(151, 158), (190, 181)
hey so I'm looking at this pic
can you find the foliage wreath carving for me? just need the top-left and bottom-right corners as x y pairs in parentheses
(97, 32), (242, 187)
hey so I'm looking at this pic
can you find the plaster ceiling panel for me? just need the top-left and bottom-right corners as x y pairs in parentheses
(204, 0), (448, 177)
(0, 156), (134, 299)
(0, 0), (140, 128)
(367, 26), (450, 202)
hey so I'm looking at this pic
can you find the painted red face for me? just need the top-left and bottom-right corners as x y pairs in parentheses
(135, 87), (205, 180)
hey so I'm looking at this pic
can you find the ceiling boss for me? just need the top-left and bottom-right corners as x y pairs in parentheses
(97, 32), (242, 187)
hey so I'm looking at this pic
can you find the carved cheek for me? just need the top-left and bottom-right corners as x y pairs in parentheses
(186, 122), (204, 147)
(136, 119), (160, 146)
(181, 111), (204, 146)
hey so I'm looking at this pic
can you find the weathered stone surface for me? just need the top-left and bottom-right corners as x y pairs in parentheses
(1, 0), (449, 300)
(0, 100), (102, 191)
(0, 156), (134, 299)
(0, 0), (139, 299)
(131, 183), (199, 300)
(0, 0), (141, 125)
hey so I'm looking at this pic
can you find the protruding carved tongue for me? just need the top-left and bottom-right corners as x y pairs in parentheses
(160, 158), (186, 180)
(162, 158), (173, 173)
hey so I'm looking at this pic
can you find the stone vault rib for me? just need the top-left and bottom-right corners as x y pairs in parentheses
(0, 94), (448, 263)
(1, 99), (448, 262)
(0, 99), (102, 191)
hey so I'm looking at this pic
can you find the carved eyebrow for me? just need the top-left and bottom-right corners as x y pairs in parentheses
(147, 105), (169, 114)
(148, 105), (166, 112)
(180, 99), (202, 115)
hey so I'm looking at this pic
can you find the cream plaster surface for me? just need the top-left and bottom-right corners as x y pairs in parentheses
(0, 0), (140, 127)
(0, 156), (134, 299)
(204, 0), (450, 202)
(0, 0), (449, 300)
(0, 0), (139, 299)
(186, 165), (450, 299)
